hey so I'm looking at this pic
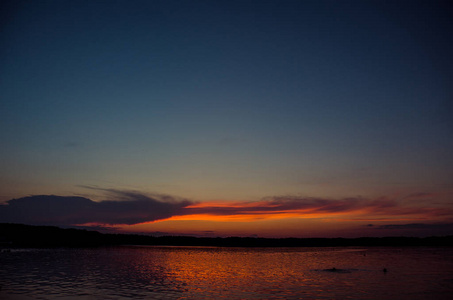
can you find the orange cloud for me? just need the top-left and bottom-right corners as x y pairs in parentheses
(161, 196), (453, 223)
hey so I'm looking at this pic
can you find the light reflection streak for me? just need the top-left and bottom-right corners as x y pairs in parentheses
(156, 247), (316, 298)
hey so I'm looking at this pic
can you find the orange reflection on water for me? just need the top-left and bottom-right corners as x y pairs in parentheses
(156, 247), (316, 298)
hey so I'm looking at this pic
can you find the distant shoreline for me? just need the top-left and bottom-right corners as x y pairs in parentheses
(1, 223), (452, 248)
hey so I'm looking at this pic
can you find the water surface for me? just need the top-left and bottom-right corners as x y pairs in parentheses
(1, 246), (452, 299)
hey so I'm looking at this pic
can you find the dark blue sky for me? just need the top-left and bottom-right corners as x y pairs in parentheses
(1, 0), (452, 236)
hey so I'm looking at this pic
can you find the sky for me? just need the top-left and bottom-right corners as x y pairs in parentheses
(1, 0), (452, 238)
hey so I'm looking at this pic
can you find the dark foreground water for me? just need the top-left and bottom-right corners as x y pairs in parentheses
(1, 246), (452, 299)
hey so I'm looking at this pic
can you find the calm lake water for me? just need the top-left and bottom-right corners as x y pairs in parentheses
(1, 246), (452, 299)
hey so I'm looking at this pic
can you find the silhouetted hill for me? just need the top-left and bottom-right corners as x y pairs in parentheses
(1, 223), (452, 248)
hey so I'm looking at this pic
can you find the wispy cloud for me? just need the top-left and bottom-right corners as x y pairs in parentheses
(178, 196), (453, 220)
(376, 223), (453, 230)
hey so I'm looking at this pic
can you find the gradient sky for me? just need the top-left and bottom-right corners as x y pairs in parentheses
(1, 0), (452, 238)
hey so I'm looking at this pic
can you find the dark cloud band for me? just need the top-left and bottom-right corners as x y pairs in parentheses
(0, 192), (192, 226)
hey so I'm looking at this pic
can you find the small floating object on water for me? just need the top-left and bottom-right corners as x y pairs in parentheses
(324, 267), (338, 272)
(322, 267), (353, 273)
(321, 267), (338, 272)
(383, 268), (387, 273)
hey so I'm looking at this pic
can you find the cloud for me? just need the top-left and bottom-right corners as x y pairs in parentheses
(0, 191), (193, 226)
(376, 223), (453, 230)
(404, 192), (437, 199)
(1, 190), (452, 229)
(184, 197), (364, 216)
(183, 196), (453, 219)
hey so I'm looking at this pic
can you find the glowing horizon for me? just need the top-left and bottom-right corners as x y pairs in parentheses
(1, 1), (452, 238)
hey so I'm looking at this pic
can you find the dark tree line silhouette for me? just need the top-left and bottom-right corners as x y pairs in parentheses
(1, 223), (452, 248)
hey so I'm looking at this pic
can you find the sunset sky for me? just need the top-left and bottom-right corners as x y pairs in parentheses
(1, 0), (452, 238)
